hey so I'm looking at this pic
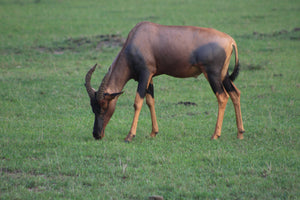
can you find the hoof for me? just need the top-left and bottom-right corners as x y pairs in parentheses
(124, 138), (132, 143)
(125, 134), (135, 142)
(211, 135), (220, 140)
(150, 132), (159, 137)
(237, 134), (244, 139)
(237, 130), (245, 139)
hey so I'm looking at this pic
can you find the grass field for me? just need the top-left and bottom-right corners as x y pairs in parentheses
(0, 0), (299, 199)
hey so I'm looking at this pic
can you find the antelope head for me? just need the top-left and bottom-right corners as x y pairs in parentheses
(85, 64), (123, 140)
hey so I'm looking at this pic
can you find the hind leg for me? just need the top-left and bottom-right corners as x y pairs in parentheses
(206, 74), (229, 139)
(223, 77), (245, 139)
(212, 91), (229, 139)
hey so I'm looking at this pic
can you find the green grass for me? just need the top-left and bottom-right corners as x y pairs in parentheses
(1, 0), (299, 199)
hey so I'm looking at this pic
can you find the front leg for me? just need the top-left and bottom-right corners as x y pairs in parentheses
(125, 72), (153, 142)
(125, 92), (144, 142)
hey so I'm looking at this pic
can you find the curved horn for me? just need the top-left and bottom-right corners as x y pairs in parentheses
(97, 72), (109, 102)
(85, 64), (97, 99)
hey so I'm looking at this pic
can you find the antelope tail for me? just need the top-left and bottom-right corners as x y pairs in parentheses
(229, 43), (240, 82)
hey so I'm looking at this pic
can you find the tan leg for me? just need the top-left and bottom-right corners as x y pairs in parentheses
(146, 80), (159, 137)
(125, 92), (144, 142)
(211, 91), (229, 140)
(228, 83), (245, 139)
(125, 74), (153, 142)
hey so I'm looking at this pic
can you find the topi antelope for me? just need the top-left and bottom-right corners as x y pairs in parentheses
(85, 21), (245, 142)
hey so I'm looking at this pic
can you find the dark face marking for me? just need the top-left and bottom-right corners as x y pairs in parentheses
(90, 96), (106, 140)
(125, 44), (150, 98)
(93, 114), (104, 140)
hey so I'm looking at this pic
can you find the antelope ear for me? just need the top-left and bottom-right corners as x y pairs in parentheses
(103, 91), (124, 101)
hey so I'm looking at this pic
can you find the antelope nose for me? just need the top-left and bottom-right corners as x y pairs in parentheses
(93, 131), (101, 140)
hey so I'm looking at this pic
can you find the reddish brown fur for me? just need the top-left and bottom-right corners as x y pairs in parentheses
(85, 22), (245, 141)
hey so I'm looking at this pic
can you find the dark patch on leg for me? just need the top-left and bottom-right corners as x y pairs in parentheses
(125, 44), (148, 81)
(190, 42), (226, 68)
(146, 83), (154, 98)
(207, 74), (224, 95)
(222, 75), (236, 93)
(190, 42), (227, 95)
(137, 71), (150, 98)
(125, 44), (150, 98)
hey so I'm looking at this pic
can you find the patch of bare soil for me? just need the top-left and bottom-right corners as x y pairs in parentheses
(176, 101), (197, 106)
(245, 64), (264, 71)
(253, 27), (300, 40)
(95, 34), (125, 50)
(238, 27), (300, 41)
(36, 34), (125, 54)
